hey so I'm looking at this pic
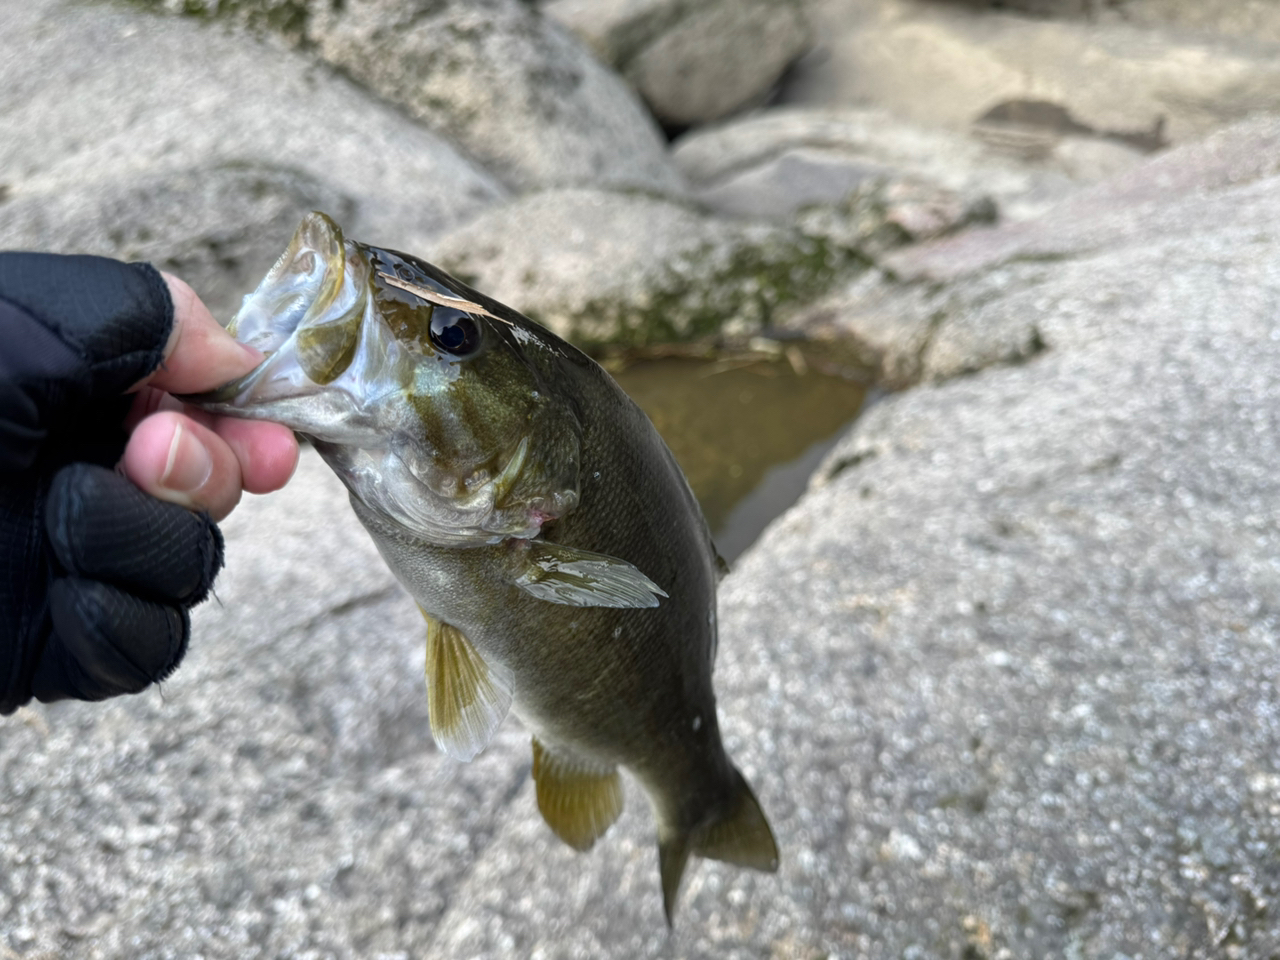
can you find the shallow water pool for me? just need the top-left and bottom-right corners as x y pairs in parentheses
(609, 349), (870, 562)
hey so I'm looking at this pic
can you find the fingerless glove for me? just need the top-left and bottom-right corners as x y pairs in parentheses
(0, 254), (223, 713)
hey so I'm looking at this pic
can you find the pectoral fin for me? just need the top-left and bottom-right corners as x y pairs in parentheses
(511, 541), (668, 609)
(531, 737), (624, 852)
(422, 609), (512, 762)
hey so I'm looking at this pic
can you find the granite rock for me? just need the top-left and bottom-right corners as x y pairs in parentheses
(671, 106), (1095, 223)
(787, 0), (1280, 147)
(544, 0), (810, 127)
(0, 165), (354, 324)
(788, 114), (1280, 384)
(429, 187), (872, 347)
(1104, 0), (1280, 46)
(307, 0), (684, 194)
(0, 0), (504, 319)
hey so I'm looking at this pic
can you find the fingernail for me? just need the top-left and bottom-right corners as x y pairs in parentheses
(160, 422), (213, 494)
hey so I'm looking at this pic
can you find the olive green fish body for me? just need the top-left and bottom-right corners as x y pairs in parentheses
(349, 354), (728, 788)
(190, 214), (777, 921)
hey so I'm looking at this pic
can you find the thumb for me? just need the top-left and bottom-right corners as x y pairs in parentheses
(137, 274), (263, 396)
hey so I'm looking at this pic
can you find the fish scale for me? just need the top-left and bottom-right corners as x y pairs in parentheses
(186, 211), (778, 923)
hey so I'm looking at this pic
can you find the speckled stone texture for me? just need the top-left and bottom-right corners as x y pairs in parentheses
(306, 0), (685, 195)
(6, 101), (1280, 960)
(543, 0), (810, 127)
(0, 0), (505, 321)
(788, 0), (1280, 146)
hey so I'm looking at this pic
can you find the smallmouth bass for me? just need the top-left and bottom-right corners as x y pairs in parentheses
(191, 213), (778, 921)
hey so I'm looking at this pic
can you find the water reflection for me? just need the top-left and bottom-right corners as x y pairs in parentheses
(609, 351), (869, 561)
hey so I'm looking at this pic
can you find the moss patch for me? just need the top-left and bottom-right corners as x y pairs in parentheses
(123, 0), (320, 40)
(558, 189), (908, 350)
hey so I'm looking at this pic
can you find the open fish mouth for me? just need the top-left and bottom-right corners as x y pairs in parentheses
(187, 212), (373, 413)
(181, 211), (436, 455)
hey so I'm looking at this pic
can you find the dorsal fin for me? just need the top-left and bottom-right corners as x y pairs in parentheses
(421, 608), (512, 761)
(531, 737), (624, 852)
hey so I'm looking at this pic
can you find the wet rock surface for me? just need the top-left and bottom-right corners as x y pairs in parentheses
(6, 0), (1280, 956)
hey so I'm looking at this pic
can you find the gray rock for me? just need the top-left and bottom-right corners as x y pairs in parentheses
(1, 166), (355, 323)
(672, 106), (1094, 222)
(0, 0), (504, 319)
(8, 116), (1280, 958)
(544, 0), (810, 127)
(787, 0), (1280, 147)
(1046, 134), (1148, 181)
(112, 0), (683, 195)
(789, 113), (1280, 384)
(932, 0), (1100, 15)
(429, 188), (868, 347)
(306, 0), (683, 194)
(1103, 0), (1280, 46)
(884, 113), (1280, 284)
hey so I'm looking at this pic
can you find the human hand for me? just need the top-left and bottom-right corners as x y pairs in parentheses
(123, 273), (298, 521)
(0, 253), (297, 713)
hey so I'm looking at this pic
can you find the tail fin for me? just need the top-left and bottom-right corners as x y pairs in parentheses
(657, 766), (779, 925)
(693, 767), (780, 872)
(658, 834), (691, 927)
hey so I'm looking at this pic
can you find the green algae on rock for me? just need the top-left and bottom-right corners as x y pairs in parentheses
(428, 187), (920, 350)
(125, 0), (314, 38)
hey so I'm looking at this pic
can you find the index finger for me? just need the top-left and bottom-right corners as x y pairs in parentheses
(136, 274), (263, 395)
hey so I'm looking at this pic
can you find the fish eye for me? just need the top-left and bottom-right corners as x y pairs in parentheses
(428, 310), (482, 357)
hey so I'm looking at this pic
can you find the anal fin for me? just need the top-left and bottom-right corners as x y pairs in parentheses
(531, 737), (624, 852)
(422, 608), (512, 762)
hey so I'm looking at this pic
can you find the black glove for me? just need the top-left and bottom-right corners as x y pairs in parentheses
(0, 253), (224, 714)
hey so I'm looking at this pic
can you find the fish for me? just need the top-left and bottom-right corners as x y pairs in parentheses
(189, 212), (779, 922)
